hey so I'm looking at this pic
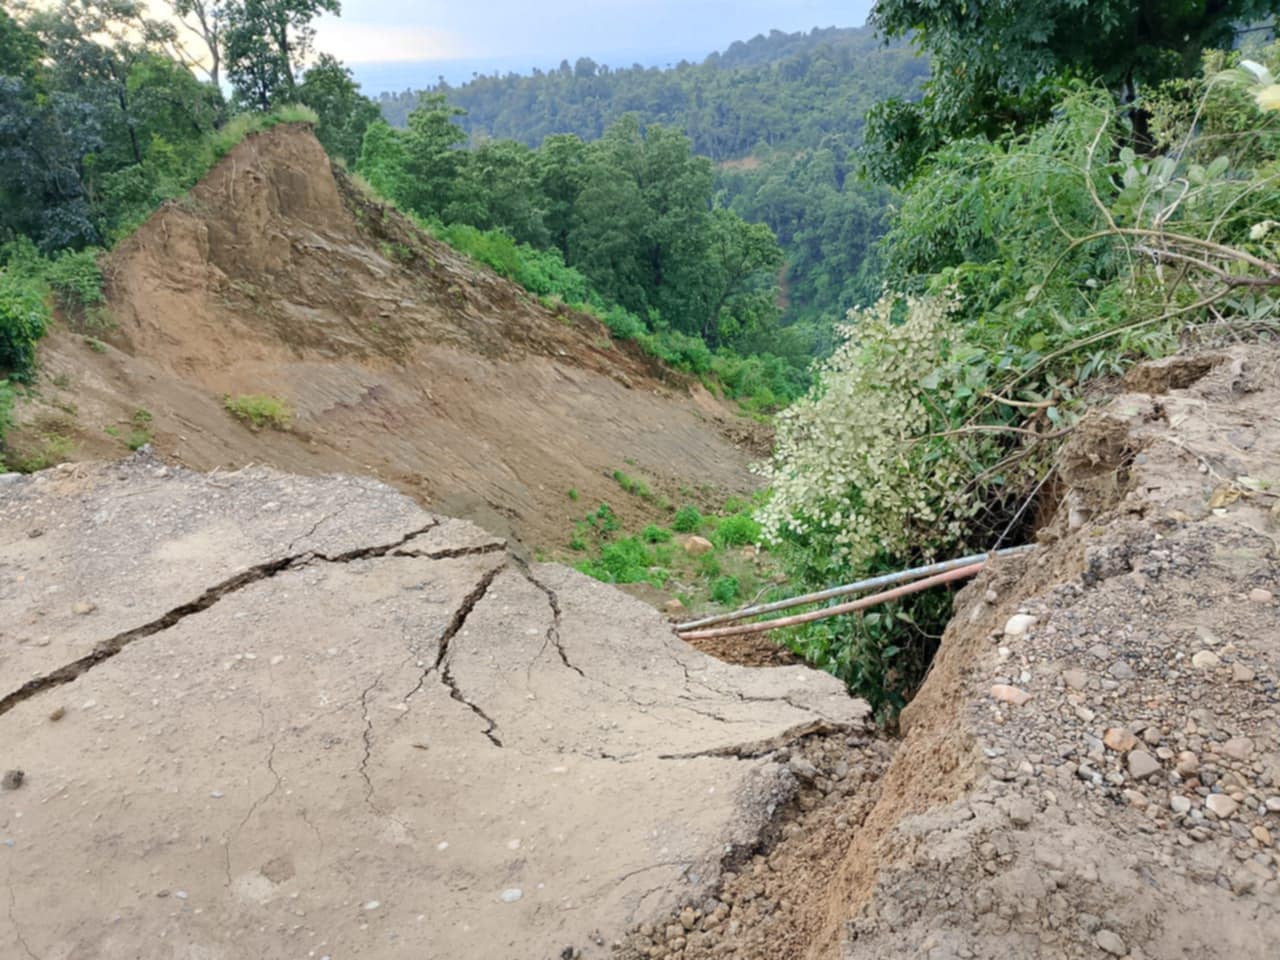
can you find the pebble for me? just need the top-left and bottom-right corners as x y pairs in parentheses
(48, 706), (66, 722)
(1248, 588), (1274, 604)
(1127, 750), (1160, 780)
(1206, 794), (1239, 819)
(1232, 663), (1256, 683)
(788, 756), (818, 781)
(1007, 799), (1035, 827)
(1103, 728), (1138, 753)
(1062, 668), (1088, 690)
(1170, 795), (1191, 815)
(990, 684), (1032, 706)
(1004, 614), (1036, 637)
(1, 770), (24, 791)
(363, 900), (381, 911)
(1266, 798), (1280, 813)
(1222, 737), (1254, 761)
(1096, 929), (1127, 956)
(1191, 650), (1221, 670)
(72, 600), (97, 615)
(1252, 826), (1273, 847)
(1108, 660), (1135, 680)
(500, 888), (524, 903)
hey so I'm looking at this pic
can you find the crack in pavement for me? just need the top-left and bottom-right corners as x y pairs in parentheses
(0, 520), (441, 718)
(656, 719), (849, 761)
(400, 561), (508, 747)
(357, 673), (385, 805)
(225, 707), (285, 885)
(392, 540), (508, 561)
(7, 880), (37, 960)
(512, 559), (586, 679)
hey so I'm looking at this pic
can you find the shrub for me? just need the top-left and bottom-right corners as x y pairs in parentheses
(710, 575), (741, 604)
(672, 505), (703, 532)
(642, 524), (672, 543)
(0, 266), (49, 383)
(712, 512), (761, 548)
(224, 394), (291, 430)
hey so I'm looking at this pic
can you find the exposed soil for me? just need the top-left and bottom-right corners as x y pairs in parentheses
(9, 123), (762, 552)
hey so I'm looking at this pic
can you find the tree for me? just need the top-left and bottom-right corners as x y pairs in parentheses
(166, 0), (225, 88)
(295, 53), (378, 164)
(866, 0), (1280, 183)
(224, 0), (339, 110)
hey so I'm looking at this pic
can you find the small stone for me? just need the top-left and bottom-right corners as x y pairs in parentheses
(984, 589), (999, 604)
(1108, 660), (1135, 680)
(1232, 663), (1256, 683)
(1, 770), (24, 791)
(363, 900), (381, 911)
(788, 756), (818, 781)
(1096, 929), (1126, 956)
(1004, 614), (1036, 637)
(682, 536), (714, 557)
(1266, 797), (1280, 812)
(1123, 789), (1148, 808)
(1170, 795), (1191, 815)
(1191, 650), (1221, 670)
(1206, 794), (1240, 819)
(680, 907), (697, 931)
(990, 684), (1032, 706)
(1248, 588), (1274, 604)
(664, 599), (686, 616)
(1062, 668), (1088, 690)
(1223, 737), (1254, 761)
(1103, 728), (1139, 753)
(210, 790), (224, 799)
(1127, 750), (1160, 780)
(500, 889), (523, 903)
(48, 706), (66, 722)
(72, 600), (97, 616)
(174, 891), (188, 900)
(1252, 826), (1273, 847)
(1007, 799), (1035, 827)
(1175, 751), (1199, 776)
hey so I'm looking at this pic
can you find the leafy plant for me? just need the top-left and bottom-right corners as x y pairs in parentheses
(224, 393), (291, 430)
(672, 505), (703, 532)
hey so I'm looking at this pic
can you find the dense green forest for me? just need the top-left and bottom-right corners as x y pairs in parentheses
(377, 25), (926, 333)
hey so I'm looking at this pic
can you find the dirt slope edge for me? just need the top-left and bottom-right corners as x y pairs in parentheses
(804, 346), (1280, 958)
(0, 455), (868, 960)
(12, 123), (760, 549)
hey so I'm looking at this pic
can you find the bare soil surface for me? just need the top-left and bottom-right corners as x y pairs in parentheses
(0, 456), (868, 960)
(9, 123), (761, 552)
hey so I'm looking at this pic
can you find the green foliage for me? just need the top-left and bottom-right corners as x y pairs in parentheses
(567, 487), (579, 501)
(672, 505), (702, 532)
(224, 393), (291, 430)
(612, 469), (652, 499)
(866, 0), (1280, 184)
(574, 536), (668, 586)
(767, 68), (1280, 715)
(709, 575), (740, 604)
(224, 0), (340, 111)
(642, 524), (672, 544)
(43, 248), (104, 316)
(0, 379), (13, 467)
(711, 512), (761, 548)
(0, 261), (49, 382)
(295, 53), (380, 164)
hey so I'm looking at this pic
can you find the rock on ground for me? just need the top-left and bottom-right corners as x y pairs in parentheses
(0, 455), (867, 960)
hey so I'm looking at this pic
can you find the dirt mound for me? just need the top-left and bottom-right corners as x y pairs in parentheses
(0, 456), (868, 959)
(11, 123), (758, 549)
(613, 346), (1280, 959)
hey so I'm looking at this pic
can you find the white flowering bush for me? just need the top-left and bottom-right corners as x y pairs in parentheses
(757, 293), (987, 577)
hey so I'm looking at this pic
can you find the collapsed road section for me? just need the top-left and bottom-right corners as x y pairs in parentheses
(0, 455), (867, 959)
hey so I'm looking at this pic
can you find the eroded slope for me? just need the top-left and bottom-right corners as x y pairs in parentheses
(13, 123), (758, 548)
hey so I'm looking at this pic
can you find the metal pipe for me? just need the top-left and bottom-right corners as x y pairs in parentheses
(677, 561), (988, 642)
(675, 545), (1033, 632)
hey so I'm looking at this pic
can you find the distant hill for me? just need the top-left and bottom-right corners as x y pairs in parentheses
(376, 25), (927, 161)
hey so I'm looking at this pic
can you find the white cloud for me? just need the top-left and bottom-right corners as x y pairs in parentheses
(313, 17), (470, 64)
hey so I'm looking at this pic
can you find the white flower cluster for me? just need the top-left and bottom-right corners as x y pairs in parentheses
(756, 294), (976, 569)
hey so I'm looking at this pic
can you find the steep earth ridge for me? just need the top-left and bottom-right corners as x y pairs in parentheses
(10, 123), (759, 549)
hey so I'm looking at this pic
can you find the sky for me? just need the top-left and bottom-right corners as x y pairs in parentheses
(313, 0), (877, 93)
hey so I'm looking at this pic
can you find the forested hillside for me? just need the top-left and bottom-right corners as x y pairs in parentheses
(375, 25), (926, 340)
(376, 27), (925, 159)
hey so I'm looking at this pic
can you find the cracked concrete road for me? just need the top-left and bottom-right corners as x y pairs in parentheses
(0, 457), (868, 959)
